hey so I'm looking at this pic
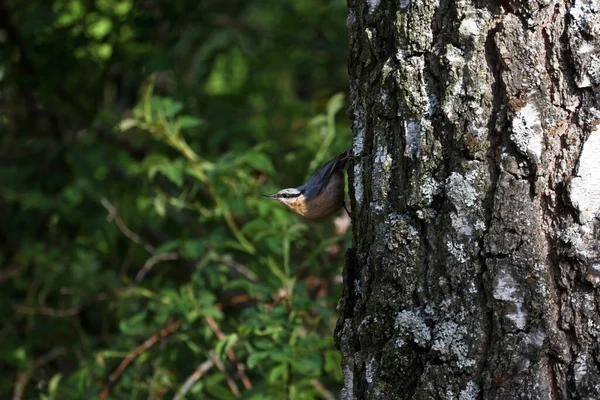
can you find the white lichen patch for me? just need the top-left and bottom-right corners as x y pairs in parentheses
(346, 9), (356, 28)
(511, 102), (543, 159)
(446, 238), (469, 263)
(373, 143), (392, 202)
(493, 273), (520, 301)
(493, 272), (527, 330)
(444, 167), (488, 253)
(459, 381), (480, 400)
(559, 225), (598, 259)
(419, 175), (442, 205)
(405, 119), (421, 158)
(342, 364), (354, 399)
(459, 18), (481, 40)
(365, 355), (377, 384)
(589, 55), (600, 85)
(507, 302), (527, 330)
(354, 163), (363, 204)
(367, 0), (381, 15)
(442, 46), (465, 120)
(395, 310), (431, 347)
(573, 352), (588, 383)
(570, 124), (600, 223)
(352, 106), (366, 155)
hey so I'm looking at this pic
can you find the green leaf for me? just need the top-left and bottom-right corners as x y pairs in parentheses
(47, 373), (63, 399)
(326, 92), (345, 120)
(244, 152), (275, 174)
(178, 116), (204, 129)
(87, 17), (112, 39)
(324, 350), (343, 381)
(215, 334), (238, 358)
(247, 352), (268, 369)
(268, 364), (288, 383)
(153, 196), (166, 217)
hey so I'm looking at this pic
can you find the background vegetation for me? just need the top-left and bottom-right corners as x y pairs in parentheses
(0, 0), (351, 398)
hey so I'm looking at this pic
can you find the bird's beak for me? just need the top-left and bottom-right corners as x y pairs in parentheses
(262, 194), (277, 199)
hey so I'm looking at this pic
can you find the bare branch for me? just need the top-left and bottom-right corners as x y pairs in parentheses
(100, 197), (155, 253)
(209, 351), (240, 397)
(135, 252), (179, 282)
(173, 359), (215, 400)
(99, 320), (181, 400)
(205, 316), (252, 390)
(13, 348), (66, 400)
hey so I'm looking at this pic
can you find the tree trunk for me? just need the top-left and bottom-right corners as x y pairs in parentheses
(336, 0), (600, 398)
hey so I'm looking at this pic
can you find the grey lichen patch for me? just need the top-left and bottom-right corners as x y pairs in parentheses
(404, 119), (421, 158)
(384, 213), (419, 251)
(394, 309), (431, 347)
(395, 53), (428, 116)
(406, 0), (435, 52)
(587, 54), (600, 85)
(431, 320), (476, 369)
(444, 162), (489, 262)
(352, 105), (366, 156)
(380, 213), (421, 296)
(485, 173), (534, 256)
(372, 140), (392, 205)
(441, 45), (465, 121)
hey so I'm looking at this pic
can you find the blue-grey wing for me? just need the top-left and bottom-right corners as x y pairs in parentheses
(298, 151), (348, 201)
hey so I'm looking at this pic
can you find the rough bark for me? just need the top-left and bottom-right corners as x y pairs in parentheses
(335, 0), (600, 398)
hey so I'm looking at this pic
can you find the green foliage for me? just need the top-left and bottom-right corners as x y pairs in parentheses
(1, 0), (350, 398)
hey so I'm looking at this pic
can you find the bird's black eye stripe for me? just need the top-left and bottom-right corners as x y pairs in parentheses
(280, 193), (298, 199)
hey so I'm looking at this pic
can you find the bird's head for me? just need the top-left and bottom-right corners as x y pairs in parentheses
(262, 188), (307, 215)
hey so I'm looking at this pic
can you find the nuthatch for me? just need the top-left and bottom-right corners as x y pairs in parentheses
(263, 151), (350, 220)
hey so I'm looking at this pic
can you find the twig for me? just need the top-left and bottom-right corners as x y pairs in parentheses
(100, 197), (155, 253)
(13, 348), (66, 400)
(311, 380), (336, 400)
(173, 359), (215, 400)
(204, 316), (253, 390)
(219, 256), (259, 283)
(99, 320), (181, 400)
(135, 252), (179, 282)
(13, 304), (83, 318)
(0, 266), (21, 284)
(208, 351), (240, 397)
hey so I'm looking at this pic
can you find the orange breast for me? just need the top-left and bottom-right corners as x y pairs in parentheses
(295, 172), (345, 220)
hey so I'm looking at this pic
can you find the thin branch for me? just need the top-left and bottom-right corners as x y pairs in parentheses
(13, 304), (83, 318)
(135, 252), (179, 282)
(173, 359), (215, 400)
(311, 380), (336, 400)
(205, 316), (252, 390)
(208, 351), (240, 398)
(0, 266), (21, 284)
(99, 320), (181, 400)
(13, 348), (66, 400)
(100, 197), (155, 253)
(219, 256), (259, 283)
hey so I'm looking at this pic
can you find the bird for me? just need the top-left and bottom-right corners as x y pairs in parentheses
(263, 150), (350, 220)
